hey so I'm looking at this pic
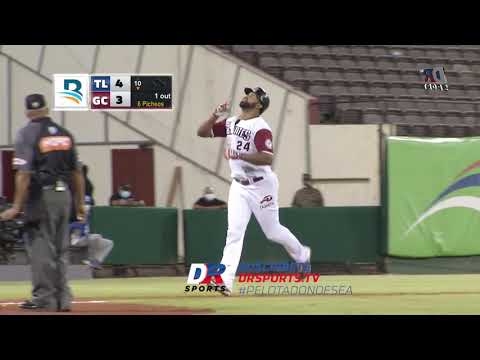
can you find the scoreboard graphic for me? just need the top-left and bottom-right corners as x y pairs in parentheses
(54, 74), (173, 111)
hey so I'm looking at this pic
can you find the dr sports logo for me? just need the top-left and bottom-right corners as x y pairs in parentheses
(185, 264), (227, 293)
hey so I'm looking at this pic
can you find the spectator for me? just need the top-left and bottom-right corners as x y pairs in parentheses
(292, 173), (324, 208)
(193, 186), (227, 209)
(82, 165), (95, 205)
(109, 184), (145, 207)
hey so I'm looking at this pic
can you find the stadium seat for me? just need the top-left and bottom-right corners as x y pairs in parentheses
(459, 72), (477, 84)
(430, 125), (449, 137)
(376, 56), (396, 69)
(423, 111), (444, 125)
(353, 95), (378, 110)
(350, 46), (370, 56)
(364, 69), (384, 82)
(396, 124), (410, 136)
(444, 110), (464, 125)
(363, 108), (384, 124)
(395, 58), (417, 71)
(294, 45), (316, 57)
(444, 47), (463, 59)
(369, 46), (389, 56)
(335, 94), (354, 112)
(324, 69), (345, 80)
(370, 81), (391, 97)
(343, 69), (364, 81)
(317, 55), (339, 69)
(284, 69), (304, 82)
(401, 69), (422, 83)
(332, 46), (352, 55)
(280, 55), (302, 69)
(464, 85), (480, 98)
(337, 55), (358, 69)
(455, 102), (477, 112)
(258, 56), (283, 77)
(330, 80), (350, 95)
(299, 55), (317, 68)
(251, 45), (275, 56)
(349, 80), (370, 96)
(305, 69), (328, 82)
(461, 111), (477, 125)
(404, 110), (424, 124)
(408, 47), (426, 58)
(356, 56), (377, 70)
(390, 82), (408, 97)
(271, 45), (295, 56)
(341, 109), (363, 124)
(232, 45), (257, 63)
(410, 125), (429, 137)
(386, 110), (404, 124)
(425, 49), (445, 60)
(470, 126), (480, 136)
(309, 84), (331, 97)
(448, 126), (470, 137)
(383, 69), (402, 82)
(312, 46), (331, 56)
(462, 49), (480, 60)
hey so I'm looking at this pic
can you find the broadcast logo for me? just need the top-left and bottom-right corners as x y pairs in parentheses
(54, 74), (89, 111)
(185, 263), (226, 293)
(421, 66), (448, 92)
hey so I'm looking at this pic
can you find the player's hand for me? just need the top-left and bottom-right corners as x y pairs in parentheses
(76, 205), (87, 223)
(0, 207), (19, 221)
(214, 101), (230, 117)
(224, 149), (241, 160)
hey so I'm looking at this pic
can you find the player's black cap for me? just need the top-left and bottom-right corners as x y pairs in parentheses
(25, 94), (47, 110)
(244, 87), (270, 114)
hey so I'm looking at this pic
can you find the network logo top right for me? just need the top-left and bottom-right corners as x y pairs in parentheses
(420, 66), (448, 92)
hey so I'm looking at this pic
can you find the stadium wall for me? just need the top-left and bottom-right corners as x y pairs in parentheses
(308, 124), (381, 206)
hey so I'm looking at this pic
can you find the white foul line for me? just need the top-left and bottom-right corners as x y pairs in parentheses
(0, 300), (108, 307)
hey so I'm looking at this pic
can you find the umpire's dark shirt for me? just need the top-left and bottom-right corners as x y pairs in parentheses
(13, 117), (81, 218)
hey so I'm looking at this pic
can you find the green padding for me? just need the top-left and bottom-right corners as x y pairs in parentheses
(184, 207), (380, 265)
(90, 207), (177, 265)
(387, 137), (480, 257)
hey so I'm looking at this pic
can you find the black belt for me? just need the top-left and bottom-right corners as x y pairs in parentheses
(234, 176), (264, 186)
(42, 180), (67, 191)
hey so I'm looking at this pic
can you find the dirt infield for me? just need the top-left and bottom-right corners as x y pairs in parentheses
(0, 300), (214, 315)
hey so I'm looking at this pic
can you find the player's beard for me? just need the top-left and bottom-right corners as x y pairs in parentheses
(239, 100), (255, 110)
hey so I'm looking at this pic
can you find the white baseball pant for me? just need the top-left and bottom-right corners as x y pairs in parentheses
(220, 173), (309, 291)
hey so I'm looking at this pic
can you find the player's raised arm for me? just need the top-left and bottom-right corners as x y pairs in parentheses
(197, 102), (229, 138)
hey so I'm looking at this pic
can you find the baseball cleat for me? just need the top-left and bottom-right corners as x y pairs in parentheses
(209, 278), (232, 297)
(297, 246), (312, 280)
(82, 259), (103, 270)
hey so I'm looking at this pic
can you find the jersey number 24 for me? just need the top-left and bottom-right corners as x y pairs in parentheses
(236, 141), (250, 151)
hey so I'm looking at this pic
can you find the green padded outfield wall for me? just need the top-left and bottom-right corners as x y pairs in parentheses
(184, 207), (380, 265)
(90, 207), (177, 265)
(387, 137), (480, 257)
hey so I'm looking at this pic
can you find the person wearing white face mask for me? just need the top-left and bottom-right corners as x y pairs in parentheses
(109, 184), (145, 207)
(193, 186), (227, 209)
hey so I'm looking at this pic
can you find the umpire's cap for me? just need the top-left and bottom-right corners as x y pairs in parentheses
(25, 94), (47, 110)
(244, 87), (270, 114)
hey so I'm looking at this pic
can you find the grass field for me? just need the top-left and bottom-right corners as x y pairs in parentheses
(2, 274), (480, 314)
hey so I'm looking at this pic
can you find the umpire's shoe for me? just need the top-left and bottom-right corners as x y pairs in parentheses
(19, 300), (55, 311)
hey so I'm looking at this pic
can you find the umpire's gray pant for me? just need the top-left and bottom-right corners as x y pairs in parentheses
(25, 189), (72, 310)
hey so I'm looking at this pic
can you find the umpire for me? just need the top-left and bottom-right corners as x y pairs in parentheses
(0, 94), (85, 312)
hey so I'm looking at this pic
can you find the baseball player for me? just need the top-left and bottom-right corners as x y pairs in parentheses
(70, 196), (114, 270)
(197, 87), (311, 296)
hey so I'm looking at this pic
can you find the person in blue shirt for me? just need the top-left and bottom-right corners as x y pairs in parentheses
(70, 196), (113, 270)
